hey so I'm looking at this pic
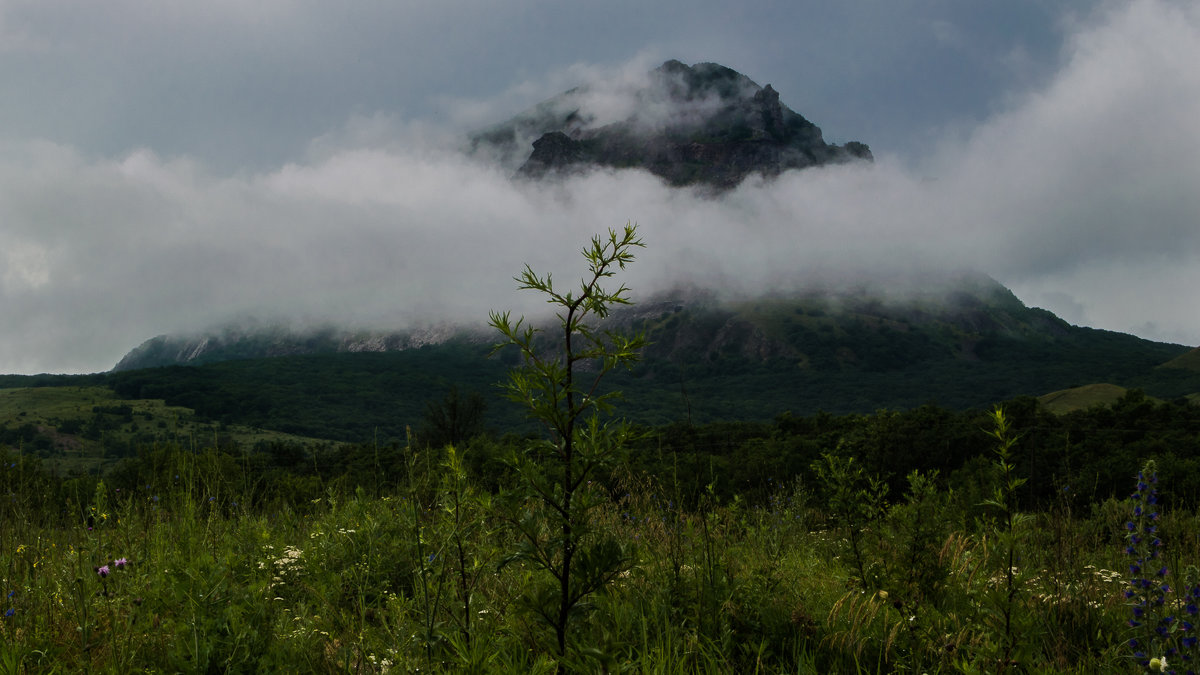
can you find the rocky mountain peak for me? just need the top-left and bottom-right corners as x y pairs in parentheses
(471, 60), (872, 190)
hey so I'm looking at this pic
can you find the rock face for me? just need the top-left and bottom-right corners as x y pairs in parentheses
(473, 60), (872, 190)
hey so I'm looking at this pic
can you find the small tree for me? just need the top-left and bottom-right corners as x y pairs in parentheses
(489, 223), (646, 668)
(417, 386), (487, 449)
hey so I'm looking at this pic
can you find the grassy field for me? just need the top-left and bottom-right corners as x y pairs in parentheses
(1, 435), (1197, 673)
(1036, 383), (1134, 414)
(0, 386), (327, 475)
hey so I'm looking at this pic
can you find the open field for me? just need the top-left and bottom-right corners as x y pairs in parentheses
(0, 386), (327, 475)
(2, 405), (1200, 672)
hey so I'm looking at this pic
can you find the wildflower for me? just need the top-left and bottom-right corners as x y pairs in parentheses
(1148, 656), (1167, 672)
(3, 608), (13, 618)
(97, 565), (111, 577)
(115, 557), (129, 569)
(1126, 461), (1171, 666)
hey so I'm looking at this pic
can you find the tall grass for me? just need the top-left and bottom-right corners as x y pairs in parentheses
(0, 435), (1190, 673)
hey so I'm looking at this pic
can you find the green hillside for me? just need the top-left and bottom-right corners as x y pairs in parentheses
(3, 294), (1196, 450)
(1037, 383), (1131, 414)
(1161, 346), (1200, 372)
(31, 325), (1199, 447)
(5, 275), (1197, 450)
(0, 385), (326, 474)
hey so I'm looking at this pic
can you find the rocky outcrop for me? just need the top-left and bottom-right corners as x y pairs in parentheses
(473, 60), (872, 190)
(519, 132), (587, 178)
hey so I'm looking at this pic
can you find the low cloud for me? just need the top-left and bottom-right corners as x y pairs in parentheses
(2, 0), (1199, 374)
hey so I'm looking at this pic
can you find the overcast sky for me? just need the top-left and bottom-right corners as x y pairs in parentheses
(1, 0), (1198, 374)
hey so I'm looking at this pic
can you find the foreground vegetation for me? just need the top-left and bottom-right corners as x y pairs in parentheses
(2, 419), (1199, 673)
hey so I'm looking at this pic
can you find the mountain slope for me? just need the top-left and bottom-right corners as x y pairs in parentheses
(470, 60), (871, 189)
(99, 272), (1199, 439)
(1038, 383), (1133, 414)
(1161, 347), (1200, 372)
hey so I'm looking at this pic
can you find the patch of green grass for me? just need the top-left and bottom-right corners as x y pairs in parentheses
(0, 386), (325, 474)
(1038, 383), (1132, 414)
(1161, 346), (1200, 372)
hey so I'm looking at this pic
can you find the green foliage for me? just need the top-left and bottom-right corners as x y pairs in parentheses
(0, 424), (1193, 673)
(416, 386), (487, 450)
(811, 453), (888, 588)
(959, 407), (1039, 673)
(489, 223), (647, 668)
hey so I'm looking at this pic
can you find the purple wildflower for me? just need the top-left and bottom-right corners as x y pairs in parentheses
(97, 565), (110, 577)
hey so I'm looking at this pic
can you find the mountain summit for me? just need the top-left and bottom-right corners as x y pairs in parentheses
(471, 60), (872, 189)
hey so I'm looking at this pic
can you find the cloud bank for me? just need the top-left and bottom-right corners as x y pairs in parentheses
(1, 0), (1198, 374)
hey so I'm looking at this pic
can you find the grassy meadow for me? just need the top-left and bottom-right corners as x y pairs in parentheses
(1, 426), (1198, 673)
(0, 385), (328, 476)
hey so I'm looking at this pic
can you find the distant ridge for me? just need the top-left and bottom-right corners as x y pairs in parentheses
(1161, 347), (1200, 372)
(113, 324), (487, 371)
(111, 272), (1191, 384)
(470, 60), (872, 189)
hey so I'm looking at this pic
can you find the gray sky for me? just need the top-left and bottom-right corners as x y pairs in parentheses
(2, 0), (1198, 374)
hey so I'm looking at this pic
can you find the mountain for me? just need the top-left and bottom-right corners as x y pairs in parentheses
(113, 272), (1027, 371)
(99, 60), (1199, 431)
(106, 272), (1198, 425)
(113, 322), (485, 371)
(470, 59), (871, 189)
(114, 271), (1178, 375)
(90, 273), (1198, 441)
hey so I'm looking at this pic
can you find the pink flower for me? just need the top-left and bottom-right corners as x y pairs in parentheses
(97, 565), (110, 577)
(115, 558), (128, 569)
